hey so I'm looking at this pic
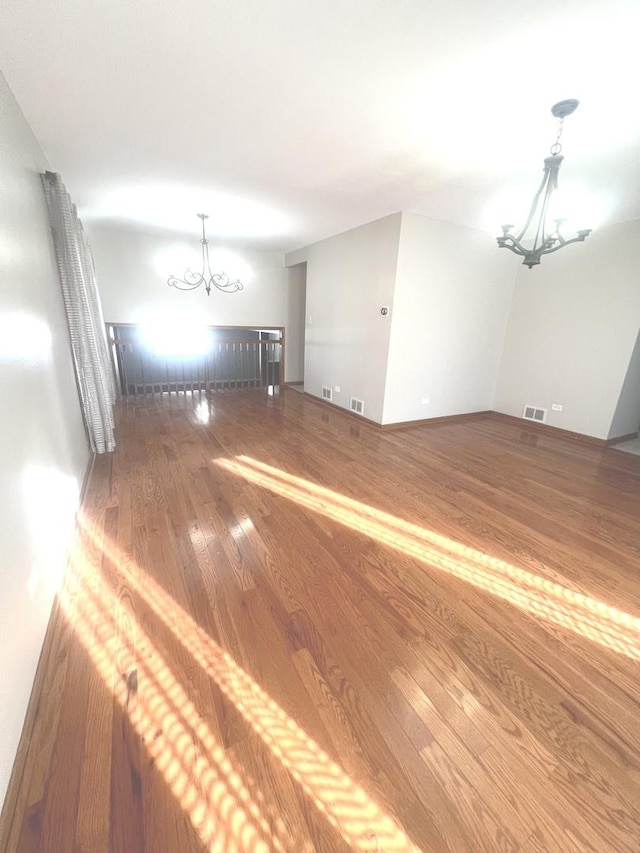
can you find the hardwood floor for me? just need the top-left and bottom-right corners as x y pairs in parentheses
(2, 388), (640, 852)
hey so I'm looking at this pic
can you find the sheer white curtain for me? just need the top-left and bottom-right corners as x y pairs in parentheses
(42, 171), (116, 453)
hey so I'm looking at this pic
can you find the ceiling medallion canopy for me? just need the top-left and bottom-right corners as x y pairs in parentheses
(168, 213), (243, 295)
(497, 99), (591, 268)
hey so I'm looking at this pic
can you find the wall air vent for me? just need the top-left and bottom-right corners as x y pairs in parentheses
(350, 397), (365, 416)
(321, 386), (332, 401)
(523, 405), (547, 423)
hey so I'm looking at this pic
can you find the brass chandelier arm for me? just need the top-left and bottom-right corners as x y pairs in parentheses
(167, 213), (244, 296)
(201, 241), (243, 293)
(167, 262), (208, 291)
(497, 228), (591, 268)
(532, 229), (591, 256)
(513, 160), (558, 244)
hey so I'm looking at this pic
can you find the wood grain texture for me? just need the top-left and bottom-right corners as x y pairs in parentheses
(2, 387), (640, 852)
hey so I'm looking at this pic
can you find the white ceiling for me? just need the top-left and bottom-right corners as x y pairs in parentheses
(2, 0), (639, 251)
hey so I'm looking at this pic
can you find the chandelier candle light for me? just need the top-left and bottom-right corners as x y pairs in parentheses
(497, 99), (591, 268)
(167, 213), (243, 295)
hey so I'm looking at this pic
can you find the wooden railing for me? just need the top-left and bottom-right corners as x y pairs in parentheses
(113, 337), (282, 396)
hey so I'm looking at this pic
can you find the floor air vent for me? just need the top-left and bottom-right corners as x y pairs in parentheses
(350, 397), (365, 416)
(321, 386), (332, 401)
(523, 405), (546, 423)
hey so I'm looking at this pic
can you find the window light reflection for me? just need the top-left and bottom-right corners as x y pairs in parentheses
(0, 313), (52, 363)
(22, 465), (79, 597)
(231, 518), (254, 539)
(140, 323), (211, 358)
(195, 400), (211, 424)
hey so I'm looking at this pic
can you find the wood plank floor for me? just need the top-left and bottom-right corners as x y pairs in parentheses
(2, 388), (640, 852)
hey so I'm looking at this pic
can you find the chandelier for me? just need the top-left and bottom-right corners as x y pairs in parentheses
(497, 99), (591, 268)
(167, 213), (243, 295)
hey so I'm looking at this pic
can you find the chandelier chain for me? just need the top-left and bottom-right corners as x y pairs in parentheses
(550, 117), (565, 156)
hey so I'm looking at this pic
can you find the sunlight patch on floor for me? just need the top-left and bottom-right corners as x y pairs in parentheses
(215, 455), (640, 661)
(60, 537), (290, 852)
(74, 514), (418, 852)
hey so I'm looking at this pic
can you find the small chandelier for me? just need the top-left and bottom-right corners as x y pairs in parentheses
(168, 213), (243, 295)
(497, 99), (591, 268)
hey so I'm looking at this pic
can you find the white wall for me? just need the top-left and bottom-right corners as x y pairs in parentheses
(285, 263), (306, 383)
(609, 330), (640, 439)
(89, 222), (289, 329)
(494, 220), (640, 440)
(289, 214), (402, 423)
(382, 213), (516, 425)
(0, 74), (89, 805)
